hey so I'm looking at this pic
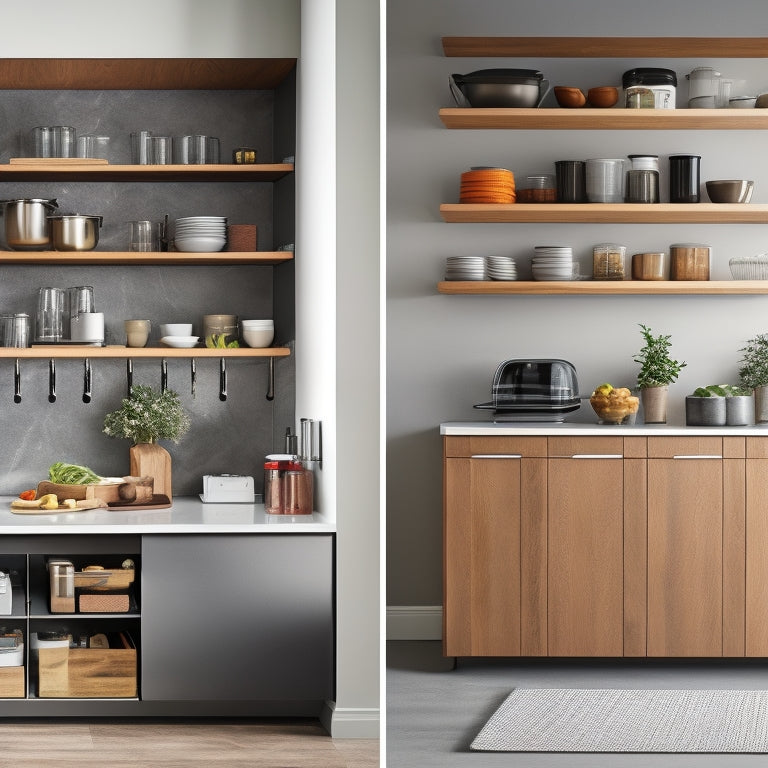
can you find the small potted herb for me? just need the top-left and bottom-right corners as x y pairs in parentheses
(633, 324), (687, 424)
(739, 333), (768, 424)
(103, 385), (190, 499)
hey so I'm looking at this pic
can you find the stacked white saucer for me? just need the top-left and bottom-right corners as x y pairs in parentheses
(174, 216), (227, 252)
(531, 246), (575, 281)
(445, 255), (486, 281)
(485, 255), (517, 281)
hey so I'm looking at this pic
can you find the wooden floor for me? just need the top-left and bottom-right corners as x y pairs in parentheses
(0, 719), (379, 767)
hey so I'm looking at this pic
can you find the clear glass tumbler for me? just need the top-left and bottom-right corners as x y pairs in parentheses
(35, 287), (65, 342)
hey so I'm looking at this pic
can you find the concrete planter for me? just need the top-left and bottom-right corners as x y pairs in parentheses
(685, 396), (726, 426)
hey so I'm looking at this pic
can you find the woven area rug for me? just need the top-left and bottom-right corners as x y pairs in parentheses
(471, 689), (768, 753)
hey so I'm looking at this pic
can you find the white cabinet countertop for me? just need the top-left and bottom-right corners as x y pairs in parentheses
(441, 421), (768, 437)
(0, 496), (335, 534)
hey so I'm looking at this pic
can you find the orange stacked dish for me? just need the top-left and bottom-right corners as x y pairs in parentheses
(459, 167), (516, 204)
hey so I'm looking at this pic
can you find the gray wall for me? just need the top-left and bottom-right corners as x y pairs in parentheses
(386, 0), (768, 607)
(0, 87), (294, 496)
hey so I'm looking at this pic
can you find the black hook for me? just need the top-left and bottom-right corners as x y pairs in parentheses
(161, 358), (168, 392)
(190, 359), (196, 399)
(83, 358), (92, 404)
(219, 357), (227, 401)
(266, 356), (274, 401)
(126, 358), (133, 397)
(48, 359), (56, 403)
(13, 359), (20, 404)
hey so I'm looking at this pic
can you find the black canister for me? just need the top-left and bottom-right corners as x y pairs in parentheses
(669, 154), (701, 203)
(623, 68), (677, 109)
(555, 160), (587, 203)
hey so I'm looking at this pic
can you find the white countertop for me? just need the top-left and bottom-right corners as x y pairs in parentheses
(441, 421), (768, 437)
(0, 496), (335, 535)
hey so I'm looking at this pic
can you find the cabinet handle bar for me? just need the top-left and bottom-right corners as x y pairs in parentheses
(569, 454), (623, 459)
(470, 454), (522, 459)
(672, 454), (723, 460)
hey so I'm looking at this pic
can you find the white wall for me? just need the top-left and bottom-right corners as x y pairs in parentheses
(0, 0), (299, 58)
(386, 0), (768, 610)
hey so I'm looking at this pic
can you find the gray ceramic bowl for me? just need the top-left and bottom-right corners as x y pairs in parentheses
(705, 179), (754, 203)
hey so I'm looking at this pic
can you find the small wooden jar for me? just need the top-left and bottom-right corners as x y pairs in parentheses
(669, 243), (711, 281)
(632, 252), (667, 280)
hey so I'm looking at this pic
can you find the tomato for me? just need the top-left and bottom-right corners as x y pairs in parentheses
(18, 490), (36, 501)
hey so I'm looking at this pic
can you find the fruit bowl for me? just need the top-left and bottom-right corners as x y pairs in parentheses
(589, 384), (640, 424)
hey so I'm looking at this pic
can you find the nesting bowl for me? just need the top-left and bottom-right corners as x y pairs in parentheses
(587, 86), (619, 108)
(706, 179), (754, 203)
(554, 86), (587, 108)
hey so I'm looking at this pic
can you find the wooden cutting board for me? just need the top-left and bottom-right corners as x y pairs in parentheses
(10, 499), (107, 514)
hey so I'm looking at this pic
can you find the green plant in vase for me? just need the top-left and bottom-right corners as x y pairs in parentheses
(103, 385), (190, 499)
(738, 333), (768, 423)
(633, 324), (687, 424)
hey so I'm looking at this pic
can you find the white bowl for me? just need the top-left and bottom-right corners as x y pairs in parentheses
(160, 323), (193, 337)
(241, 319), (274, 327)
(160, 335), (200, 348)
(174, 236), (226, 253)
(242, 328), (274, 348)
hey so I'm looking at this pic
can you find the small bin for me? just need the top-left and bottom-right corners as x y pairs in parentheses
(593, 243), (628, 280)
(38, 635), (137, 698)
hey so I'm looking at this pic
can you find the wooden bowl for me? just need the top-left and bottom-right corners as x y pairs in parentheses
(587, 86), (619, 108)
(554, 86), (586, 108)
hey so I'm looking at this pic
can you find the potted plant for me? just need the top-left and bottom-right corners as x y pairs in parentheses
(686, 384), (728, 426)
(633, 324), (687, 423)
(739, 333), (768, 424)
(103, 385), (191, 498)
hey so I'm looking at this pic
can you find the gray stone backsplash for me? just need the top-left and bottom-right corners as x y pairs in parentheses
(0, 89), (295, 496)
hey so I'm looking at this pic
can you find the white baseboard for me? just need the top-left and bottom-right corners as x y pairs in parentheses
(320, 700), (380, 738)
(386, 605), (443, 640)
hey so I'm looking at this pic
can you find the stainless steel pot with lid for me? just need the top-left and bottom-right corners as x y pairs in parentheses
(0, 198), (58, 250)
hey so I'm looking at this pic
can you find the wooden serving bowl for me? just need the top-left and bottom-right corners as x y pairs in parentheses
(554, 86), (586, 108)
(587, 86), (619, 108)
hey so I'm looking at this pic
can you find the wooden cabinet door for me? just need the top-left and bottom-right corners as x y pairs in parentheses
(443, 455), (546, 656)
(547, 455), (624, 656)
(647, 456), (723, 657)
(746, 440), (768, 656)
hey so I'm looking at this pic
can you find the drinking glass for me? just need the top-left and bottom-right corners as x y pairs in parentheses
(35, 287), (65, 342)
(129, 220), (162, 251)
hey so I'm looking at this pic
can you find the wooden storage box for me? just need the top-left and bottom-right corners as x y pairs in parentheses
(0, 666), (25, 698)
(38, 645), (137, 698)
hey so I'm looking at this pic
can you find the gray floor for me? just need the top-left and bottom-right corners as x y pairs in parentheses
(386, 640), (768, 767)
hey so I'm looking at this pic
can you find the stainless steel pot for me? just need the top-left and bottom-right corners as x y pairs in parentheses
(1, 198), (58, 250)
(48, 214), (103, 252)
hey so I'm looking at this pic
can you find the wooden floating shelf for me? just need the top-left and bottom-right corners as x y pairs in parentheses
(0, 163), (293, 182)
(438, 280), (768, 296)
(441, 36), (768, 58)
(440, 203), (768, 224)
(0, 251), (292, 266)
(439, 108), (768, 131)
(1, 347), (291, 360)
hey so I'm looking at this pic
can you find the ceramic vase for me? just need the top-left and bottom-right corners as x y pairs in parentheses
(754, 386), (768, 425)
(726, 395), (753, 426)
(641, 385), (669, 424)
(129, 442), (171, 499)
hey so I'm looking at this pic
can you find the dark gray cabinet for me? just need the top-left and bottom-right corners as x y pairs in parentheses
(141, 534), (333, 705)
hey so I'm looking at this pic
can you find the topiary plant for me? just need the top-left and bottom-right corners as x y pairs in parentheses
(633, 324), (687, 389)
(738, 334), (768, 391)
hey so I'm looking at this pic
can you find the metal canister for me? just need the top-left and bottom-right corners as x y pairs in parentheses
(48, 559), (74, 613)
(623, 68), (677, 109)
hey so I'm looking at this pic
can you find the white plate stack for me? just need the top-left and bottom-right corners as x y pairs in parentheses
(531, 246), (575, 281)
(174, 216), (227, 253)
(445, 255), (486, 281)
(485, 255), (517, 281)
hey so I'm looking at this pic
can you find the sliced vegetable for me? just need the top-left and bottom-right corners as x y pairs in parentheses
(48, 462), (102, 485)
(18, 490), (36, 501)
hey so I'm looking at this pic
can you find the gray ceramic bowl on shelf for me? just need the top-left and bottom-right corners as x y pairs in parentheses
(705, 179), (754, 203)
